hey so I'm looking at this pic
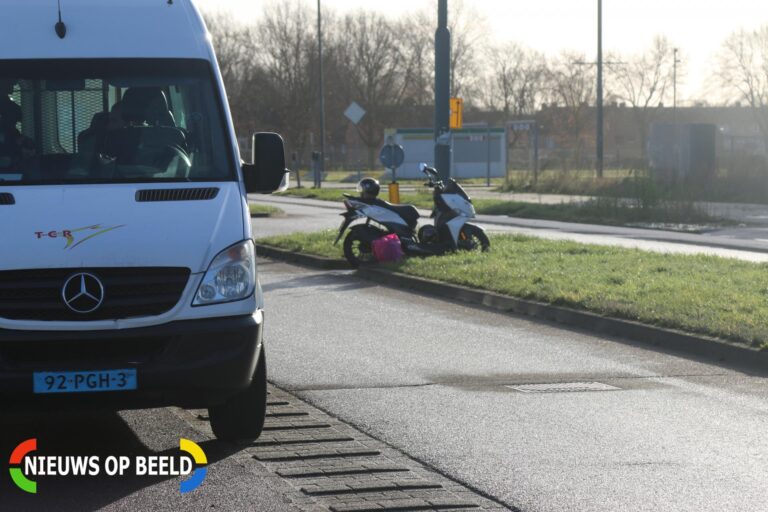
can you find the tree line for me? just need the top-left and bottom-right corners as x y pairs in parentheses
(205, 1), (768, 171)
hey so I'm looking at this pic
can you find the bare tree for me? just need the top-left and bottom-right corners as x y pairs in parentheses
(253, 1), (317, 163)
(335, 11), (406, 168)
(544, 52), (596, 168)
(204, 12), (262, 137)
(486, 43), (546, 120)
(609, 36), (677, 158)
(448, 0), (490, 103)
(397, 10), (434, 108)
(717, 25), (768, 152)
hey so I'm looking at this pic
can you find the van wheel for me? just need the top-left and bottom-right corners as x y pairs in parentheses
(209, 347), (267, 442)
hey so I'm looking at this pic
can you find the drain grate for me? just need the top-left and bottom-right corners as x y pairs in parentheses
(302, 482), (443, 497)
(262, 423), (332, 431)
(277, 465), (411, 479)
(266, 411), (310, 418)
(254, 449), (382, 463)
(255, 436), (355, 447)
(184, 385), (508, 512)
(506, 381), (621, 393)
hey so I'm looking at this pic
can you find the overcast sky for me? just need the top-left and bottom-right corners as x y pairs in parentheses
(195, 0), (768, 101)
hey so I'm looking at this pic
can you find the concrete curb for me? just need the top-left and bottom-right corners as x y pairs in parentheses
(255, 243), (768, 370)
(256, 244), (350, 271)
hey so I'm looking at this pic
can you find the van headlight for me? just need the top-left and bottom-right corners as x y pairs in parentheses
(194, 240), (256, 306)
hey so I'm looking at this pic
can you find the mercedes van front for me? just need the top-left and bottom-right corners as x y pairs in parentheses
(0, 0), (287, 441)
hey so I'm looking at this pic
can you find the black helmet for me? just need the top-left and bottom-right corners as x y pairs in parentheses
(357, 178), (380, 197)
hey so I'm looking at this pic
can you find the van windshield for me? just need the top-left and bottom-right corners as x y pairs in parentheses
(0, 59), (234, 185)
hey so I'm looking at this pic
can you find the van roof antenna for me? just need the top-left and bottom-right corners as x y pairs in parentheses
(55, 0), (67, 39)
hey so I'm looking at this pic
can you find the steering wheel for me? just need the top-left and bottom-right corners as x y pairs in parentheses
(153, 144), (192, 178)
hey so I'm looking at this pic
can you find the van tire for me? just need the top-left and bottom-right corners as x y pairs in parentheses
(208, 346), (267, 442)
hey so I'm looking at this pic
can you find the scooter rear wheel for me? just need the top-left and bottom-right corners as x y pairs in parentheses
(343, 231), (376, 268)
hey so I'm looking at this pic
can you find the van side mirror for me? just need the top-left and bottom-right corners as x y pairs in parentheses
(242, 132), (289, 194)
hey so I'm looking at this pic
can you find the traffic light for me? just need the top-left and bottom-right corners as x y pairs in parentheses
(450, 97), (463, 130)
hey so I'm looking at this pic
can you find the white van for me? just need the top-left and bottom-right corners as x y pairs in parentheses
(0, 0), (287, 441)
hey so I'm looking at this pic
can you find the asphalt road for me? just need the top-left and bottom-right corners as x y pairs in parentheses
(251, 194), (768, 262)
(261, 259), (768, 512)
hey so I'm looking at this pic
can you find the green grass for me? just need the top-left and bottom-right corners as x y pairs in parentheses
(278, 188), (722, 227)
(249, 203), (283, 216)
(258, 230), (768, 350)
(260, 229), (342, 259)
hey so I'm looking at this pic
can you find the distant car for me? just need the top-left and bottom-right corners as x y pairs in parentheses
(0, 0), (288, 441)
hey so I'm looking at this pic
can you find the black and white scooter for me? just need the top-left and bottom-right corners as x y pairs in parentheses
(335, 163), (490, 267)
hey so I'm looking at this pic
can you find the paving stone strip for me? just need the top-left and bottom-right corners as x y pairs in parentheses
(181, 385), (511, 511)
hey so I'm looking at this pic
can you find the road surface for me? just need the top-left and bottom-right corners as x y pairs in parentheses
(261, 258), (768, 512)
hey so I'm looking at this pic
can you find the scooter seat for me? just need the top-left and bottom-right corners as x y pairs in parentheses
(371, 199), (420, 229)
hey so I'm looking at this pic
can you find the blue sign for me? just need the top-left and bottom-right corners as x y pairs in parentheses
(379, 143), (405, 169)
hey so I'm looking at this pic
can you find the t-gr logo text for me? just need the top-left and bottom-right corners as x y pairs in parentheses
(9, 438), (207, 494)
(33, 224), (126, 250)
(34, 230), (73, 239)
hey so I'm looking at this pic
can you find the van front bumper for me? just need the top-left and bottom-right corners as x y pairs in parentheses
(0, 314), (262, 410)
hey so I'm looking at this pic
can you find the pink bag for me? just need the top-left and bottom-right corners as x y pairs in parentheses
(371, 234), (404, 263)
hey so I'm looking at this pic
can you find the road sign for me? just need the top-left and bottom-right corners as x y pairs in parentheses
(450, 97), (463, 129)
(379, 143), (405, 170)
(509, 120), (535, 132)
(344, 102), (366, 125)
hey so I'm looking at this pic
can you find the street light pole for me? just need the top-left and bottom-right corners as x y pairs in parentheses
(673, 48), (679, 125)
(316, 0), (326, 188)
(434, 0), (451, 181)
(596, 0), (604, 179)
(672, 48), (681, 181)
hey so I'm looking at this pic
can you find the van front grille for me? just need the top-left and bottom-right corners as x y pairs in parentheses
(0, 268), (190, 321)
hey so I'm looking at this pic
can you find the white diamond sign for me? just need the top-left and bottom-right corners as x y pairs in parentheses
(344, 102), (366, 125)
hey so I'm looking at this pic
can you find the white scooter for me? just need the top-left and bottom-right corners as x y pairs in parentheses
(335, 163), (490, 267)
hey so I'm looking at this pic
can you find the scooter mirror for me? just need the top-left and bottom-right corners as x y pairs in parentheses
(419, 162), (428, 173)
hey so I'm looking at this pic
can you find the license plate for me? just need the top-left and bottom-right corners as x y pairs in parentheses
(33, 369), (137, 394)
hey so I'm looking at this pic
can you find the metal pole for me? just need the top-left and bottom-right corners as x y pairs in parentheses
(673, 48), (678, 118)
(316, 0), (326, 188)
(596, 0), (604, 179)
(434, 0), (451, 181)
(486, 125), (491, 187)
(673, 48), (680, 180)
(293, 152), (301, 188)
(534, 124), (540, 185)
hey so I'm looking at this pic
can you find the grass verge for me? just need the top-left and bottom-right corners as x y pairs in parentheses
(249, 203), (283, 217)
(278, 188), (723, 228)
(258, 230), (768, 350)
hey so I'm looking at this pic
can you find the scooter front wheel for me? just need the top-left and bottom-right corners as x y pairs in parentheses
(343, 231), (376, 268)
(458, 224), (490, 252)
